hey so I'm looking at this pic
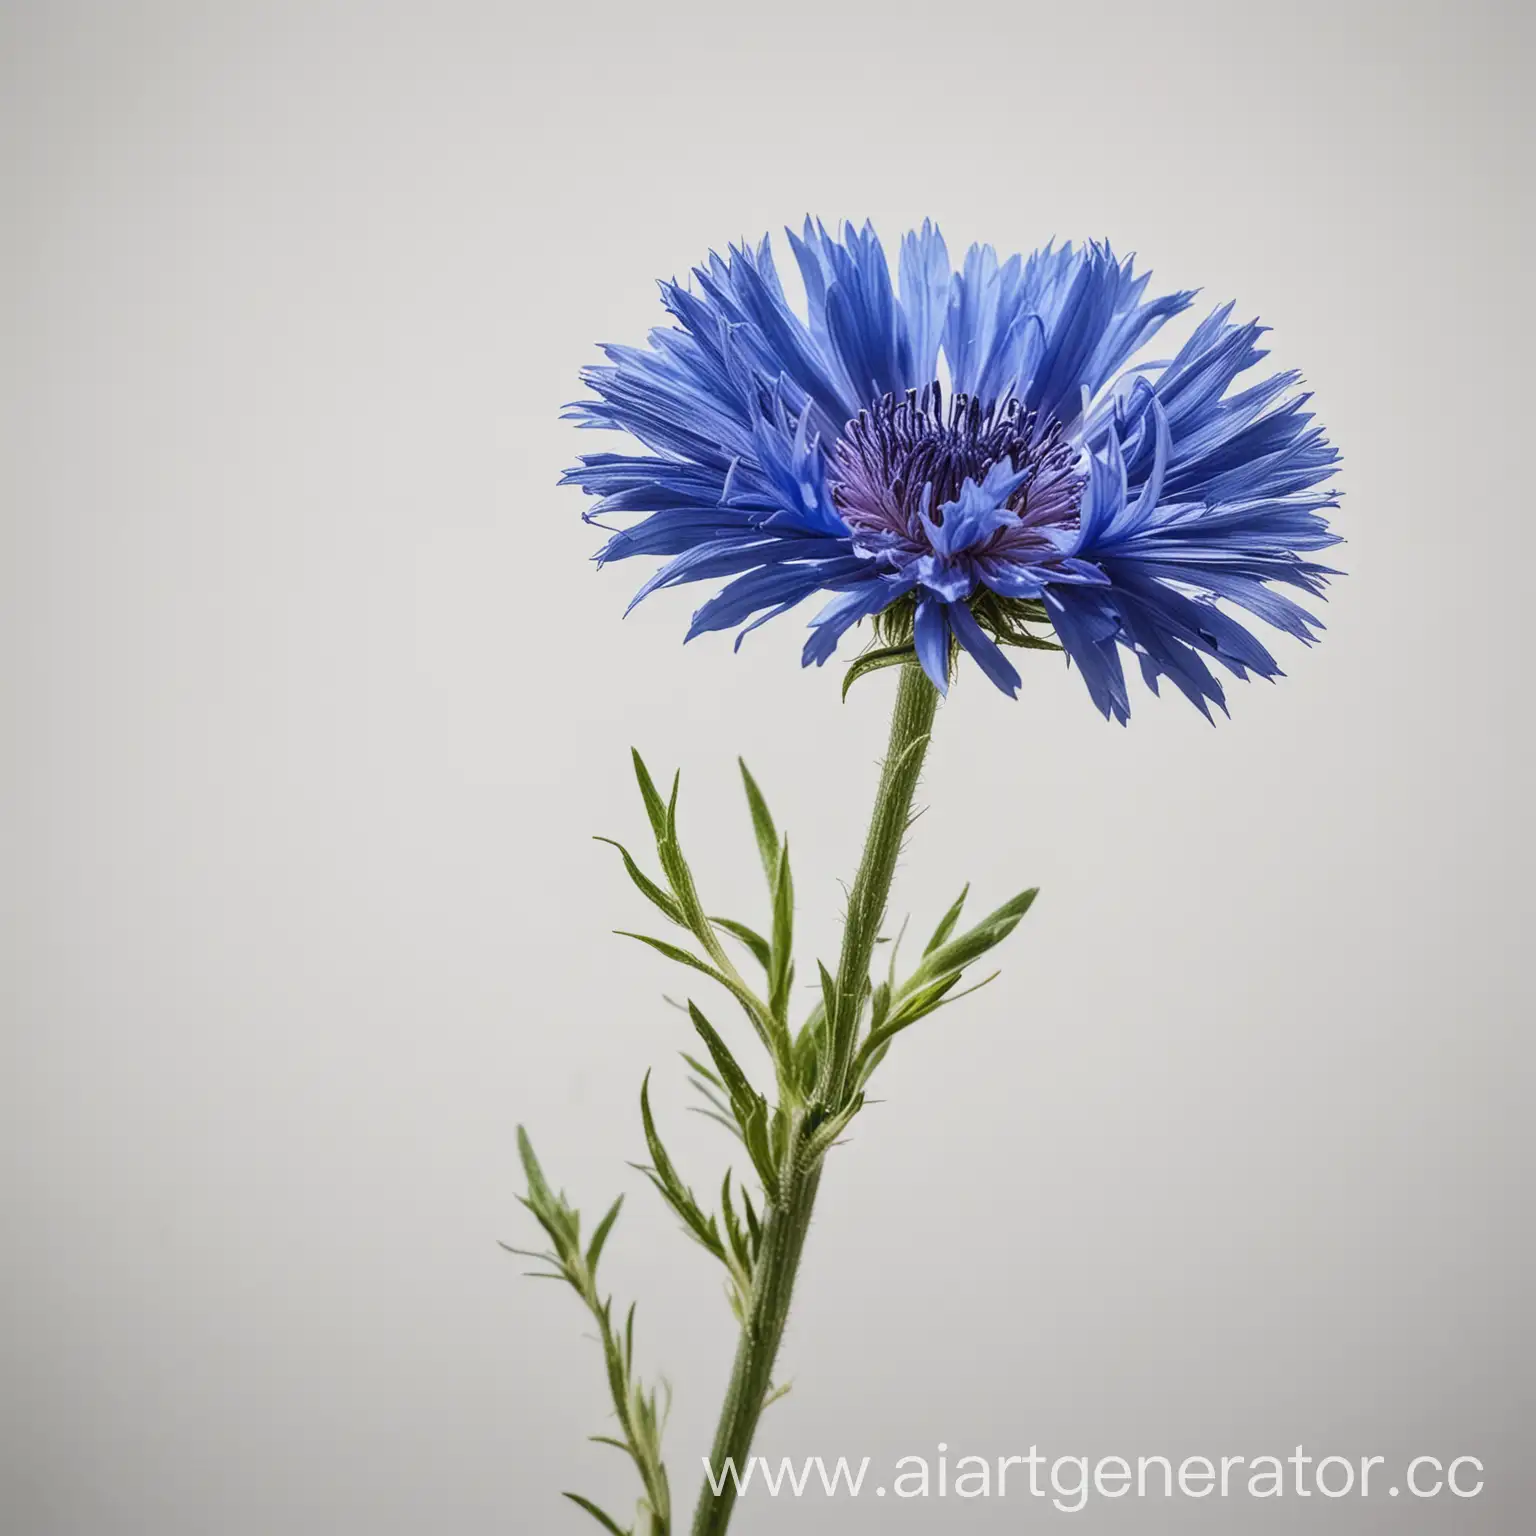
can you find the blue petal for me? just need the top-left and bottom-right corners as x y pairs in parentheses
(948, 602), (1022, 697)
(686, 555), (870, 638)
(1044, 588), (1131, 723)
(913, 597), (951, 695)
(925, 459), (1031, 556)
(898, 220), (952, 385)
(801, 573), (915, 666)
(628, 535), (857, 612)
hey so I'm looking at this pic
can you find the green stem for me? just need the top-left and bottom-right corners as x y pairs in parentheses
(689, 662), (940, 1536)
(822, 661), (940, 1109)
(592, 1302), (670, 1535)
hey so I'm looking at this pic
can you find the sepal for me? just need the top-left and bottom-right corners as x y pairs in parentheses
(842, 644), (918, 700)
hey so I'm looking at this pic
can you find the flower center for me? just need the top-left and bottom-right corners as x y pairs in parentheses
(829, 384), (1083, 550)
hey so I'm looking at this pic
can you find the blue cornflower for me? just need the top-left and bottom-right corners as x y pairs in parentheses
(564, 221), (1341, 722)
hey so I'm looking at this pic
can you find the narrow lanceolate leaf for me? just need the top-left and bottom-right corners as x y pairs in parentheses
(594, 837), (684, 925)
(708, 1057), (778, 1200)
(679, 1050), (724, 1091)
(682, 1069), (741, 1133)
(562, 1492), (629, 1536)
(686, 1002), (761, 1120)
(816, 961), (838, 1038)
(630, 748), (670, 841)
(636, 1073), (722, 1257)
(901, 965), (1000, 1028)
(923, 883), (970, 956)
(768, 837), (794, 1023)
(843, 644), (917, 701)
(515, 1128), (580, 1261)
(585, 1195), (624, 1273)
(710, 916), (772, 971)
(687, 1102), (745, 1141)
(737, 758), (780, 889)
(616, 932), (776, 1053)
(740, 1184), (761, 1253)
(617, 930), (722, 975)
(637, 1072), (684, 1193)
(653, 777), (734, 973)
(809, 960), (841, 1097)
(516, 1126), (552, 1208)
(903, 887), (1038, 994)
(719, 1171), (753, 1277)
(868, 978), (891, 1035)
(792, 1011), (822, 1097)
(854, 969), (1003, 1083)
(739, 1096), (781, 1205)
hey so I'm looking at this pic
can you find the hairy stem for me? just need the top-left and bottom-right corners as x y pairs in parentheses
(822, 661), (940, 1109)
(690, 663), (940, 1536)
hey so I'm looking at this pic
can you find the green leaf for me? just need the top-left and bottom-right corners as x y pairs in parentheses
(901, 966), (1000, 1028)
(720, 1170), (753, 1276)
(854, 969), (1003, 1084)
(679, 1050), (724, 1090)
(585, 1195), (624, 1273)
(685, 1001), (780, 1204)
(683, 1069), (742, 1135)
(637, 1072), (680, 1189)
(686, 1003), (762, 1119)
(792, 1008), (822, 1096)
(637, 1073), (721, 1257)
(630, 749), (669, 841)
(903, 968), (966, 1016)
(496, 1240), (545, 1261)
(594, 838), (684, 925)
(737, 758), (780, 888)
(804, 1092), (864, 1160)
(641, 772), (746, 995)
(797, 995), (826, 1042)
(768, 837), (794, 1022)
(770, 1101), (791, 1166)
(710, 916), (772, 971)
(842, 645), (917, 701)
(617, 932), (776, 1054)
(515, 1128), (581, 1261)
(516, 1126), (551, 1206)
(905, 887), (1038, 992)
(741, 1185), (761, 1252)
(687, 1104), (745, 1139)
(617, 930), (718, 975)
(562, 1492), (629, 1536)
(817, 961), (838, 1036)
(868, 978), (891, 1034)
(739, 1096), (781, 1204)
(923, 883), (970, 956)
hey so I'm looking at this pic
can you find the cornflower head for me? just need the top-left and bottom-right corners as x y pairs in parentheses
(565, 221), (1341, 721)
